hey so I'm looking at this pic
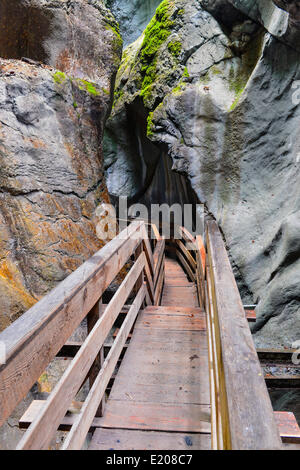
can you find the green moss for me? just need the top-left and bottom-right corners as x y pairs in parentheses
(139, 0), (175, 106)
(211, 66), (221, 75)
(73, 101), (78, 109)
(172, 82), (184, 95)
(229, 90), (244, 111)
(147, 111), (154, 138)
(171, 66), (190, 96)
(177, 8), (184, 16)
(228, 65), (248, 110)
(228, 32), (264, 111)
(105, 22), (123, 64)
(112, 87), (124, 107)
(76, 79), (101, 96)
(168, 41), (182, 57)
(183, 67), (189, 78)
(53, 71), (67, 85)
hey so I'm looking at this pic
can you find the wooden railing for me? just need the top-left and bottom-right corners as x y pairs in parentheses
(205, 221), (282, 450)
(0, 218), (286, 450)
(0, 221), (160, 450)
(175, 227), (206, 309)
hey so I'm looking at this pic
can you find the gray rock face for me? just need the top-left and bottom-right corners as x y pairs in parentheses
(0, 0), (122, 449)
(0, 59), (112, 330)
(105, 0), (300, 347)
(0, 0), (122, 330)
(104, 0), (161, 45)
(201, 0), (300, 51)
(0, 0), (122, 87)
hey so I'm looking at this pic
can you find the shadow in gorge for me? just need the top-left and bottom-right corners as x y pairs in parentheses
(110, 148), (201, 237)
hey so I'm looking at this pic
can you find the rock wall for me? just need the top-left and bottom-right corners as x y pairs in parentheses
(105, 0), (300, 347)
(0, 0), (122, 329)
(104, 0), (161, 45)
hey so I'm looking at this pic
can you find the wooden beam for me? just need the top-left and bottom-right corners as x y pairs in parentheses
(257, 348), (297, 363)
(195, 235), (206, 309)
(87, 300), (104, 417)
(151, 224), (161, 241)
(153, 239), (165, 287)
(274, 412), (300, 444)
(20, 403), (300, 446)
(265, 376), (300, 388)
(206, 267), (225, 449)
(62, 285), (146, 450)
(0, 221), (144, 428)
(16, 252), (146, 450)
(180, 226), (196, 248)
(206, 221), (282, 450)
(176, 250), (195, 282)
(245, 309), (256, 322)
(195, 235), (206, 276)
(175, 239), (197, 272)
(205, 280), (218, 449)
(141, 225), (154, 278)
(19, 400), (102, 432)
(144, 261), (155, 304)
(154, 255), (165, 306)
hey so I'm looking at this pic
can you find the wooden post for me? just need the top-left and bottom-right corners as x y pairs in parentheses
(135, 242), (144, 306)
(87, 299), (104, 417)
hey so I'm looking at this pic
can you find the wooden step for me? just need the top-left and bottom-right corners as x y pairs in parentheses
(161, 286), (198, 308)
(96, 400), (211, 434)
(135, 308), (206, 331)
(89, 428), (211, 450)
(20, 402), (300, 445)
(274, 412), (300, 444)
(245, 309), (256, 322)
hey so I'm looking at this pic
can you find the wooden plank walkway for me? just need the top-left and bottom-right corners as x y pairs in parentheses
(89, 257), (211, 450)
(161, 258), (198, 307)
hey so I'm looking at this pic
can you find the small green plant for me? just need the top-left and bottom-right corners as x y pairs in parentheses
(76, 79), (101, 96)
(183, 67), (189, 78)
(147, 112), (154, 138)
(53, 71), (67, 85)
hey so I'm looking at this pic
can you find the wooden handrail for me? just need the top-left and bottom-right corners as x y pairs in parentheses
(195, 235), (206, 309)
(17, 253), (147, 450)
(153, 237), (165, 305)
(61, 285), (146, 450)
(206, 221), (282, 450)
(0, 221), (148, 430)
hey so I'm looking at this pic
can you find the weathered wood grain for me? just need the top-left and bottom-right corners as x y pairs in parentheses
(206, 221), (282, 450)
(89, 428), (211, 450)
(17, 252), (146, 450)
(99, 400), (211, 433)
(62, 286), (146, 450)
(0, 221), (144, 427)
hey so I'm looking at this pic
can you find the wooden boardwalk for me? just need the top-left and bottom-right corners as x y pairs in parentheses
(0, 220), (298, 450)
(89, 257), (211, 450)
